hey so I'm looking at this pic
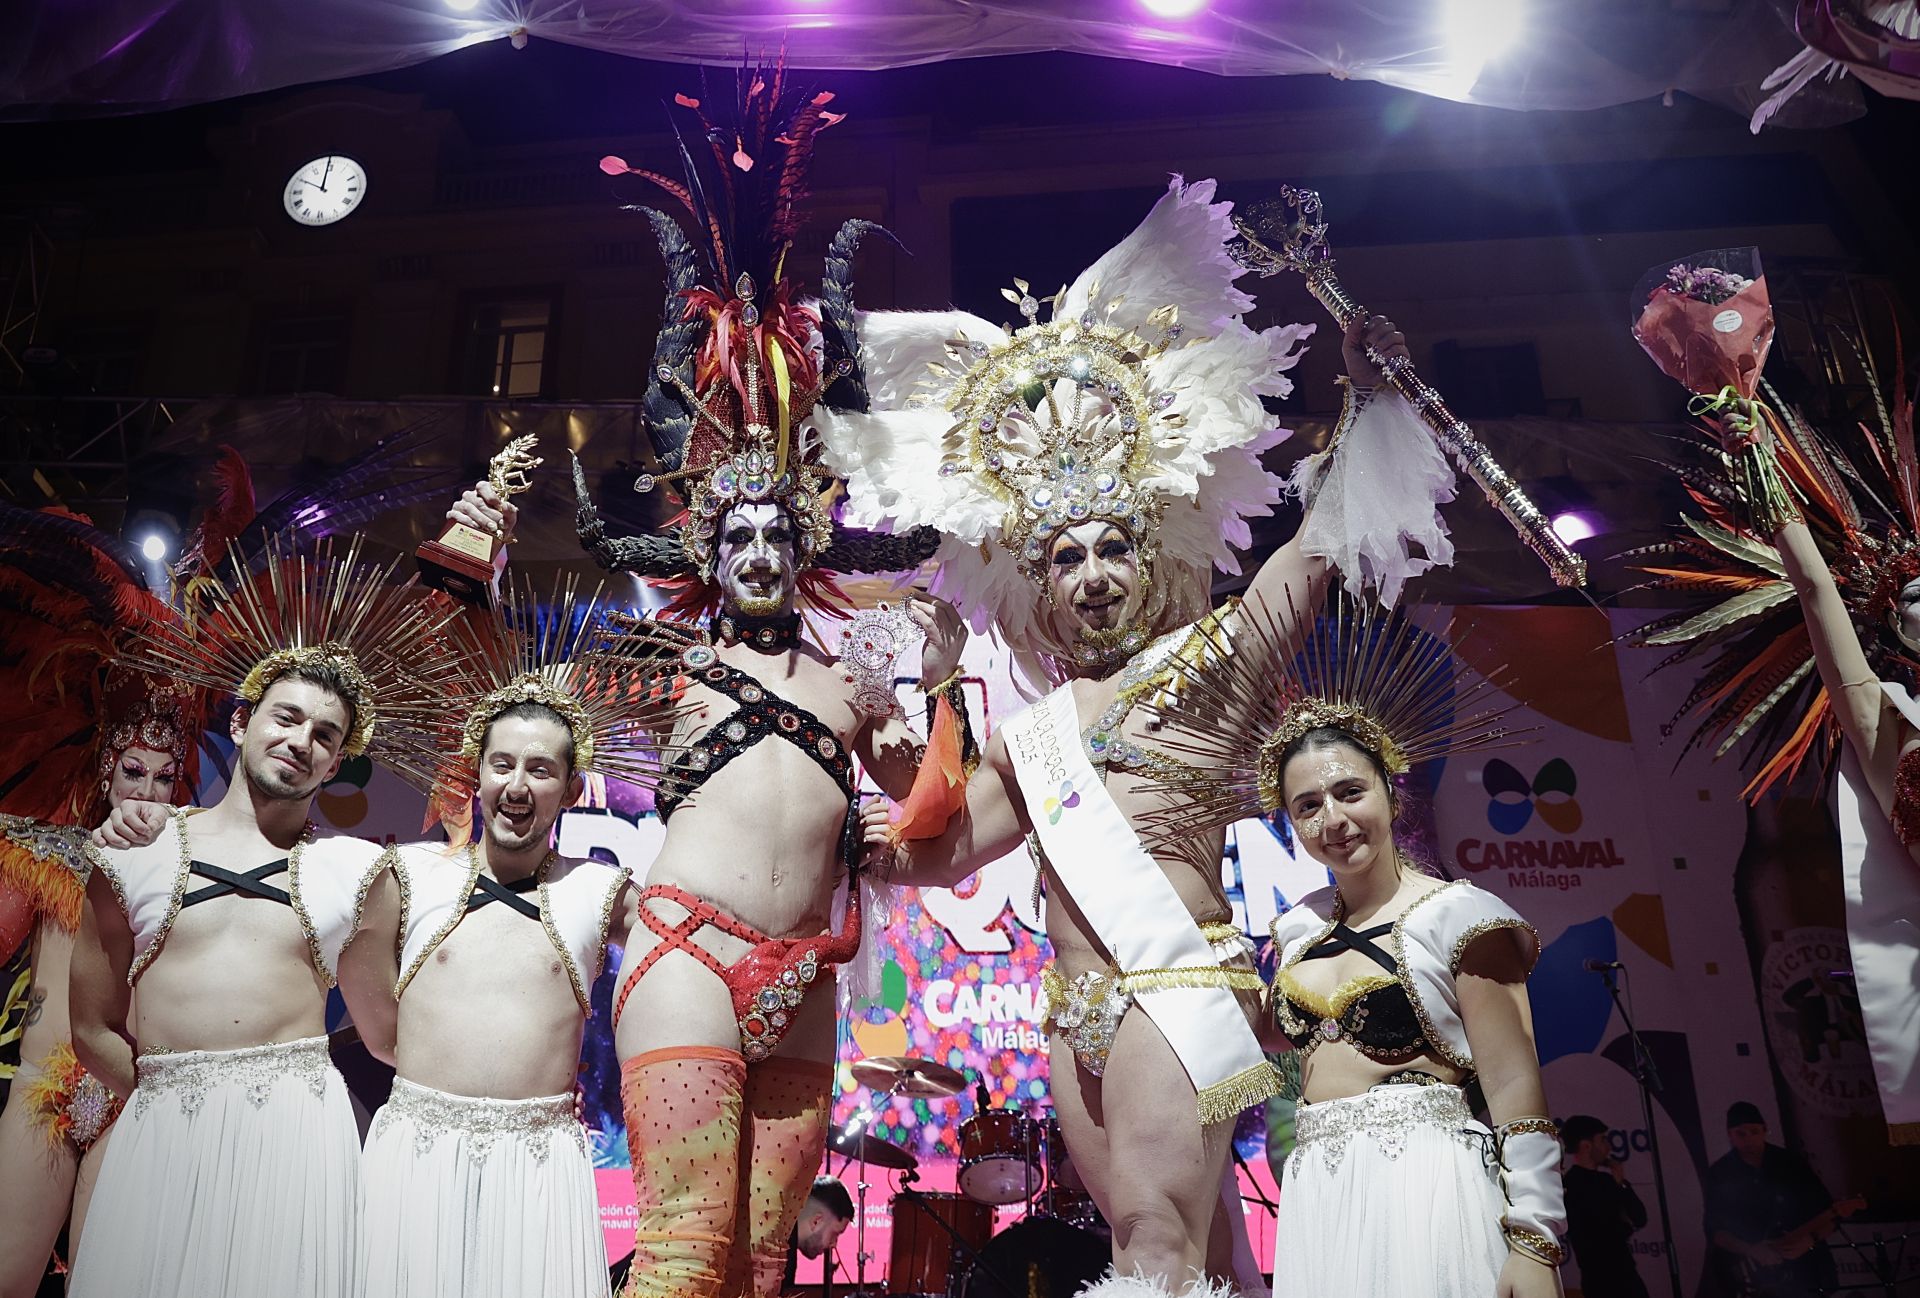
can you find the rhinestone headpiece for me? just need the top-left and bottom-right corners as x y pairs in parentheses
(633, 273), (837, 585)
(936, 281), (1186, 585)
(97, 672), (195, 780)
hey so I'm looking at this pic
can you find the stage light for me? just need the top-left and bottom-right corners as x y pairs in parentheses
(445, 0), (480, 11)
(1550, 512), (1598, 545)
(1441, 0), (1524, 94)
(1446, 0), (1523, 63)
(140, 532), (170, 562)
(1140, 0), (1210, 18)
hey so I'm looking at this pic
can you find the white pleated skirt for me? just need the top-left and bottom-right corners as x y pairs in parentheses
(1274, 1083), (1507, 1298)
(364, 1077), (609, 1298)
(68, 1035), (363, 1298)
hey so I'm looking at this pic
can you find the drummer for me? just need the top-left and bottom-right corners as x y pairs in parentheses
(781, 1178), (854, 1294)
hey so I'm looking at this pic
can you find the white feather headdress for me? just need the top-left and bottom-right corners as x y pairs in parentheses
(816, 177), (1311, 658)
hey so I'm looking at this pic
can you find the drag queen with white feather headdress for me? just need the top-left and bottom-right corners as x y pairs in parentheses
(830, 176), (1460, 1295)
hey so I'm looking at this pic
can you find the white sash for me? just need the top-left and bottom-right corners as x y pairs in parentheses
(1003, 685), (1274, 1124)
(1834, 683), (1920, 1144)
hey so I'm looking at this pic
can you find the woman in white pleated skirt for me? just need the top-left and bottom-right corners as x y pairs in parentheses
(1264, 722), (1568, 1298)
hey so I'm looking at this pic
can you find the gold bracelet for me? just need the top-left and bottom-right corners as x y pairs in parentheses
(921, 670), (963, 697)
(1501, 1223), (1567, 1267)
(1496, 1116), (1560, 1139)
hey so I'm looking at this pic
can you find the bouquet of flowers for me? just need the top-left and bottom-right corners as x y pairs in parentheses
(1630, 247), (1775, 439)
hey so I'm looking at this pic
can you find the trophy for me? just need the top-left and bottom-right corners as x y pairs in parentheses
(416, 433), (543, 606)
(1229, 187), (1586, 589)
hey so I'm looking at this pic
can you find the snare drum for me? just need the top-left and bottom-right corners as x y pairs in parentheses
(957, 1110), (1040, 1205)
(887, 1191), (994, 1297)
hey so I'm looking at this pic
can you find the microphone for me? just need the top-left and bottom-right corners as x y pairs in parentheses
(1583, 959), (1626, 972)
(975, 1080), (992, 1114)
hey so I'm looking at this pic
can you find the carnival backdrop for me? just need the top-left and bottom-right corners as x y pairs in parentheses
(185, 600), (1920, 1294)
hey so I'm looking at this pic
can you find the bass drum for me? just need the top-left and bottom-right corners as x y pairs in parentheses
(961, 1216), (1112, 1298)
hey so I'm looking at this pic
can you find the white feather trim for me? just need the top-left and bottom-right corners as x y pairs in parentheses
(1291, 387), (1456, 606)
(1073, 1267), (1242, 1298)
(1061, 176), (1252, 335)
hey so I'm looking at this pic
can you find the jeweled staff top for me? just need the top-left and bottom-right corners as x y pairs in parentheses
(1230, 187), (1587, 589)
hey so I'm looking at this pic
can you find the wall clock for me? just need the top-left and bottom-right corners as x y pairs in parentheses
(283, 155), (366, 226)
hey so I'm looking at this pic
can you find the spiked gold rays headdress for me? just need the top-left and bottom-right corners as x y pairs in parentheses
(120, 533), (464, 763)
(400, 572), (694, 804)
(1133, 590), (1523, 852)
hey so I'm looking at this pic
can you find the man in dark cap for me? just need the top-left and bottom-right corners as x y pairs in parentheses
(1702, 1101), (1847, 1298)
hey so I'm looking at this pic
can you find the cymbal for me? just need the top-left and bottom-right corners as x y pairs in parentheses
(828, 1125), (919, 1171)
(851, 1056), (968, 1098)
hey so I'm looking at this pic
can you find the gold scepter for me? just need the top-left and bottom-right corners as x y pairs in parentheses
(1230, 187), (1586, 588)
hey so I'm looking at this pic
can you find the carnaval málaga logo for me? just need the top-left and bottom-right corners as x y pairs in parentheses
(1455, 757), (1623, 887)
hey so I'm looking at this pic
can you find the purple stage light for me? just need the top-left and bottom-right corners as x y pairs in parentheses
(1139, 0), (1210, 18)
(1550, 512), (1598, 545)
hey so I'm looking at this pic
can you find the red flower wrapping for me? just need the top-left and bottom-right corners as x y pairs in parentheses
(1633, 274), (1776, 407)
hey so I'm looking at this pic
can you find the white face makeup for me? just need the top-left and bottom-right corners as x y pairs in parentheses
(716, 503), (798, 618)
(1281, 742), (1396, 876)
(1045, 520), (1146, 638)
(1893, 578), (1920, 653)
(477, 712), (581, 855)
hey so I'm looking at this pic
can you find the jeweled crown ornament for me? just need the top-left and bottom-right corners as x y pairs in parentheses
(417, 433), (544, 606)
(936, 279), (1188, 584)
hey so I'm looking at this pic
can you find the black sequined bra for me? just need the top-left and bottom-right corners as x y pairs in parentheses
(1274, 920), (1428, 1063)
(658, 656), (860, 865)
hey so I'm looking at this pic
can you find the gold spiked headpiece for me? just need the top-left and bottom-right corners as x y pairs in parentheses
(1132, 590), (1521, 850)
(119, 534), (464, 761)
(409, 573), (691, 802)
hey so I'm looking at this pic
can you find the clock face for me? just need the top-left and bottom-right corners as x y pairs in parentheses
(283, 155), (366, 227)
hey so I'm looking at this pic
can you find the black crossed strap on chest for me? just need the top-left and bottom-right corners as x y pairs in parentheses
(660, 659), (858, 820)
(181, 859), (292, 908)
(1301, 920), (1399, 973)
(468, 872), (542, 921)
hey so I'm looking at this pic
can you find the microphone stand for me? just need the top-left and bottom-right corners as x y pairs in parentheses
(1599, 965), (1683, 1298)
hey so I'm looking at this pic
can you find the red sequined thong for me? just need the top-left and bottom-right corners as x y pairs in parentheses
(615, 883), (861, 1062)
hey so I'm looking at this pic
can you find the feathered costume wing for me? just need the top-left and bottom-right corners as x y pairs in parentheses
(1632, 365), (1920, 798)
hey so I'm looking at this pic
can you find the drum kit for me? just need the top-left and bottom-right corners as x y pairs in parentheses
(828, 1056), (1112, 1298)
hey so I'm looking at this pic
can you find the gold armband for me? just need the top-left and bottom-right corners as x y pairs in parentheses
(1501, 1223), (1567, 1267)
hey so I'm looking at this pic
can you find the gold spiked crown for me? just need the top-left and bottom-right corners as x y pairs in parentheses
(410, 573), (692, 802)
(934, 281), (1187, 584)
(1131, 589), (1522, 848)
(119, 534), (465, 763)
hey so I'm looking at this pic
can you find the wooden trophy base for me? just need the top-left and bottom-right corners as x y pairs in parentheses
(416, 522), (505, 606)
